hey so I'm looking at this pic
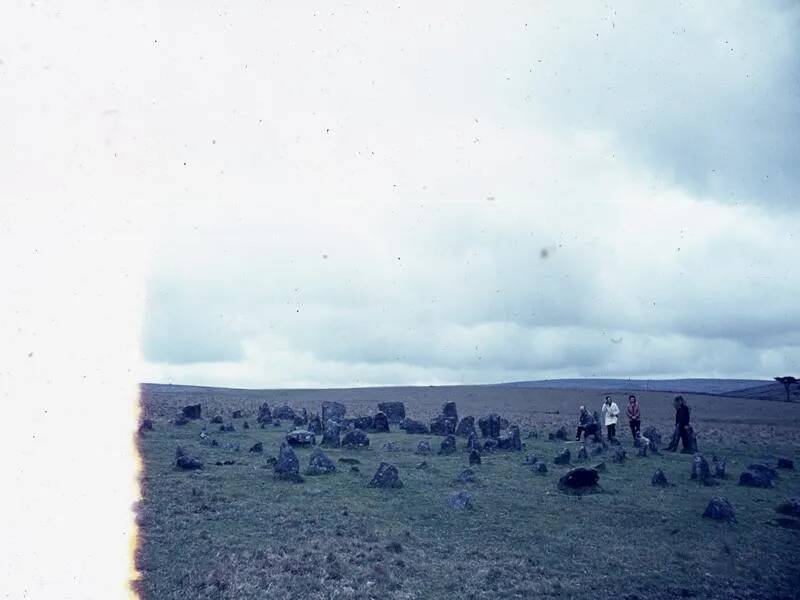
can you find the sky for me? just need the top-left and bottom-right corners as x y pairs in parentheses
(6, 1), (800, 392)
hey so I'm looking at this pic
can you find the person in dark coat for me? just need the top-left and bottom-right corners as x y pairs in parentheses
(666, 395), (691, 451)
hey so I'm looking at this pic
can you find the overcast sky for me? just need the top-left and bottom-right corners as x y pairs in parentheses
(6, 1), (799, 388)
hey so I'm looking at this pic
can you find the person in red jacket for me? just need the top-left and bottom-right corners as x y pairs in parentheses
(626, 394), (641, 440)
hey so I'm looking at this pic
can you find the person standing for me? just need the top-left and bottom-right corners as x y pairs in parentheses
(626, 394), (641, 440)
(666, 395), (691, 452)
(601, 396), (619, 442)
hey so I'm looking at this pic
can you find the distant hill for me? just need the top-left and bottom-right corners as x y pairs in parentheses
(495, 378), (773, 396)
(720, 381), (800, 403)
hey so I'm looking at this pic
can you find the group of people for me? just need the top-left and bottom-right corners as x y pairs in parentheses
(575, 393), (693, 452)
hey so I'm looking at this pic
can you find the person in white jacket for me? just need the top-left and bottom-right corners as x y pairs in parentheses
(601, 395), (620, 442)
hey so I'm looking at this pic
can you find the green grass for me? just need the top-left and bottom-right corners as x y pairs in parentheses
(135, 421), (800, 599)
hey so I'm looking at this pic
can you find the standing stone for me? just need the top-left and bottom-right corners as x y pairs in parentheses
(497, 425), (522, 451)
(321, 419), (341, 447)
(182, 404), (202, 420)
(642, 426), (661, 453)
(469, 449), (481, 465)
(651, 469), (669, 487)
(577, 446), (588, 461)
(401, 419), (429, 434)
(554, 448), (571, 465)
(372, 412), (390, 433)
(682, 426), (698, 453)
(219, 423), (235, 432)
(243, 421), (250, 429)
(348, 416), (374, 431)
(478, 414), (505, 439)
(231, 409), (243, 419)
(415, 440), (432, 455)
(321, 401), (346, 425)
(441, 401), (458, 422)
(439, 434), (457, 455)
(548, 425), (569, 441)
(636, 444), (648, 457)
(612, 447), (627, 463)
(777, 458), (794, 470)
(430, 415), (457, 436)
(691, 454), (714, 485)
(274, 442), (303, 482)
(210, 415), (224, 424)
(447, 491), (474, 510)
(534, 463), (548, 475)
(307, 414), (323, 435)
(377, 401), (406, 423)
(341, 428), (370, 449)
(306, 446), (336, 475)
(712, 456), (727, 479)
(524, 452), (538, 465)
(455, 416), (477, 438)
(249, 442), (263, 453)
(368, 462), (403, 488)
(273, 405), (296, 420)
(748, 463), (778, 482)
(466, 432), (482, 453)
(256, 402), (272, 426)
(703, 497), (736, 523)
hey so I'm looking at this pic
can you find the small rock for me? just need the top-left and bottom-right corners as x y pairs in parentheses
(210, 416), (224, 424)
(482, 438), (499, 453)
(368, 462), (403, 488)
(338, 457), (361, 465)
(524, 452), (538, 465)
(454, 469), (478, 485)
(439, 434), (457, 455)
(548, 425), (569, 442)
(691, 454), (715, 485)
(219, 423), (235, 432)
(381, 441), (399, 452)
(243, 421), (250, 429)
(738, 470), (773, 488)
(703, 496), (736, 523)
(651, 469), (669, 487)
(175, 446), (203, 470)
(341, 428), (370, 449)
(553, 448), (571, 465)
(173, 415), (190, 426)
(775, 498), (800, 516)
(415, 461), (429, 470)
(447, 491), (473, 510)
(138, 419), (154, 433)
(577, 446), (588, 461)
(593, 462), (606, 472)
(415, 440), (432, 455)
(776, 458), (794, 470)
(558, 467), (600, 494)
(533, 463), (548, 475)
(249, 442), (263, 453)
(232, 410), (243, 419)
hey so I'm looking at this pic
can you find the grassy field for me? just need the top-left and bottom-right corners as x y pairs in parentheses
(135, 386), (800, 599)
